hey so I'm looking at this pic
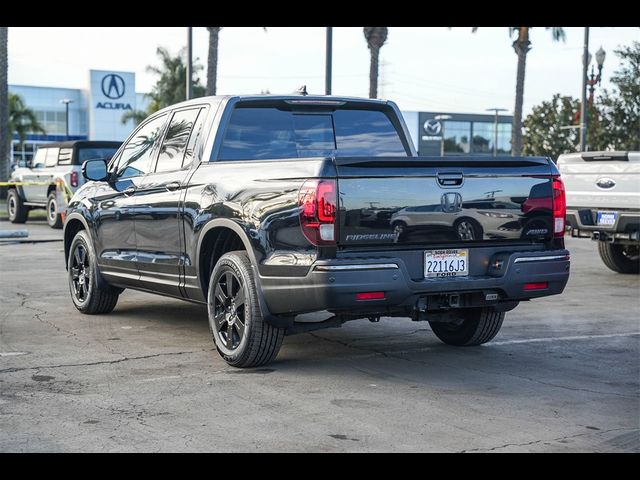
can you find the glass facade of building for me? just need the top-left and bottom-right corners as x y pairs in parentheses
(405, 111), (514, 157)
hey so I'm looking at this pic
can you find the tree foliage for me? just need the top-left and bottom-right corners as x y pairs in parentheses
(122, 46), (206, 125)
(523, 41), (640, 160)
(8, 93), (46, 148)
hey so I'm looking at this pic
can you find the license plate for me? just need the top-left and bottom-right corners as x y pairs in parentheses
(425, 249), (469, 278)
(596, 211), (618, 226)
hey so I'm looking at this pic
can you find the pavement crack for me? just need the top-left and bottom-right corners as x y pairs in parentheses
(0, 348), (211, 375)
(16, 292), (77, 339)
(458, 427), (637, 453)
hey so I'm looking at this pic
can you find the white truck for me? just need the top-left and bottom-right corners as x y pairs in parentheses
(558, 151), (640, 274)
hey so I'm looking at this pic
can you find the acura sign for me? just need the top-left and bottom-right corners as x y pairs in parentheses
(89, 70), (136, 140)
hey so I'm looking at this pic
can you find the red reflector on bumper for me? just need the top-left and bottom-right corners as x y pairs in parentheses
(524, 282), (548, 291)
(356, 292), (385, 300)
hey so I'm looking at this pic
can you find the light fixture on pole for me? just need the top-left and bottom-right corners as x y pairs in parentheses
(587, 46), (606, 105)
(434, 114), (452, 156)
(485, 107), (508, 157)
(60, 99), (74, 139)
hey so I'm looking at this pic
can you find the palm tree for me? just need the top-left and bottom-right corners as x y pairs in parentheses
(1, 27), (9, 197)
(122, 47), (206, 126)
(510, 27), (565, 155)
(206, 27), (222, 96)
(8, 93), (45, 150)
(206, 27), (267, 96)
(147, 46), (206, 111)
(363, 27), (389, 99)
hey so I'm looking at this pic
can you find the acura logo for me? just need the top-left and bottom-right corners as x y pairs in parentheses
(441, 192), (463, 213)
(423, 119), (442, 136)
(101, 74), (125, 100)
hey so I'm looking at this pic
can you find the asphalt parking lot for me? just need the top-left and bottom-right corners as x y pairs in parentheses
(0, 220), (638, 452)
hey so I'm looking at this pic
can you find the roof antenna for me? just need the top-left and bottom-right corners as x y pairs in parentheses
(294, 85), (308, 96)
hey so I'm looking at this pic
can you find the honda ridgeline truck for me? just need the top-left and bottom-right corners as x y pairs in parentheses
(63, 94), (571, 367)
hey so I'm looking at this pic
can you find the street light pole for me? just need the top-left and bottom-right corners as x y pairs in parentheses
(61, 99), (74, 139)
(325, 27), (333, 95)
(486, 107), (508, 157)
(186, 27), (193, 100)
(580, 27), (590, 152)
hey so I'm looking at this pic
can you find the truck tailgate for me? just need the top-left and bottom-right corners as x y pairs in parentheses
(336, 156), (556, 247)
(558, 151), (640, 210)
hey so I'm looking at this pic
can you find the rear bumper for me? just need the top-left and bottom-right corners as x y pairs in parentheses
(260, 249), (570, 315)
(566, 208), (640, 243)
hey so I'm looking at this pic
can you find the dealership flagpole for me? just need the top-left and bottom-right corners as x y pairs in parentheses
(579, 27), (589, 152)
(186, 27), (193, 100)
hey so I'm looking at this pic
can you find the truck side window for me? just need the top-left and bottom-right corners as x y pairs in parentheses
(45, 148), (60, 167)
(57, 148), (73, 165)
(156, 108), (201, 173)
(33, 148), (47, 168)
(116, 114), (167, 179)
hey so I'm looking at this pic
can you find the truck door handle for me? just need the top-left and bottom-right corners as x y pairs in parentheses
(165, 182), (181, 192)
(123, 186), (136, 196)
(436, 172), (464, 187)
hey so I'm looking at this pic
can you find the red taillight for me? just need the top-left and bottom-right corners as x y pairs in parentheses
(524, 282), (548, 291)
(552, 175), (566, 237)
(70, 171), (79, 188)
(298, 179), (337, 246)
(356, 291), (385, 300)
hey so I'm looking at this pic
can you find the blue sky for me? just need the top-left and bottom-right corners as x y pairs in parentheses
(7, 27), (639, 115)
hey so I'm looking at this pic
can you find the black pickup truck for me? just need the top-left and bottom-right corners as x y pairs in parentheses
(63, 94), (570, 367)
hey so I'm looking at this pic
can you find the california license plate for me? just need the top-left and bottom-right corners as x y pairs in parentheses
(425, 249), (469, 278)
(596, 211), (618, 226)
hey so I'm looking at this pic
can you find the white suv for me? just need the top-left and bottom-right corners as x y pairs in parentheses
(7, 141), (120, 228)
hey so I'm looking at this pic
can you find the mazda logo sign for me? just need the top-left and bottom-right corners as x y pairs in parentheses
(423, 119), (442, 136)
(101, 74), (126, 100)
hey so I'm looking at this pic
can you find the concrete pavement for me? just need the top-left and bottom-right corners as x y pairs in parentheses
(0, 220), (638, 452)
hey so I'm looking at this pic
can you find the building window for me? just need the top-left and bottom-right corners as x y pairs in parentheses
(471, 122), (512, 155)
(34, 109), (67, 135)
(471, 122), (493, 154)
(443, 121), (471, 154)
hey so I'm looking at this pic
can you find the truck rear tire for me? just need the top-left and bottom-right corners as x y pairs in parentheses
(430, 307), (504, 346)
(47, 192), (63, 229)
(207, 251), (285, 368)
(7, 189), (28, 224)
(597, 242), (640, 274)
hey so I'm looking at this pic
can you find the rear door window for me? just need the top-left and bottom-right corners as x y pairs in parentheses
(155, 108), (202, 173)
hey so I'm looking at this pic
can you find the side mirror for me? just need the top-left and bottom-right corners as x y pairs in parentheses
(82, 159), (109, 182)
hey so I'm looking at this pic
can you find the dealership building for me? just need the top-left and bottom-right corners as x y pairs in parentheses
(9, 69), (149, 163)
(9, 69), (512, 162)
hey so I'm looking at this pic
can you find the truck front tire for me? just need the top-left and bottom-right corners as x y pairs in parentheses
(598, 242), (640, 274)
(68, 230), (120, 314)
(47, 192), (63, 229)
(207, 251), (285, 368)
(7, 189), (28, 224)
(430, 307), (504, 346)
